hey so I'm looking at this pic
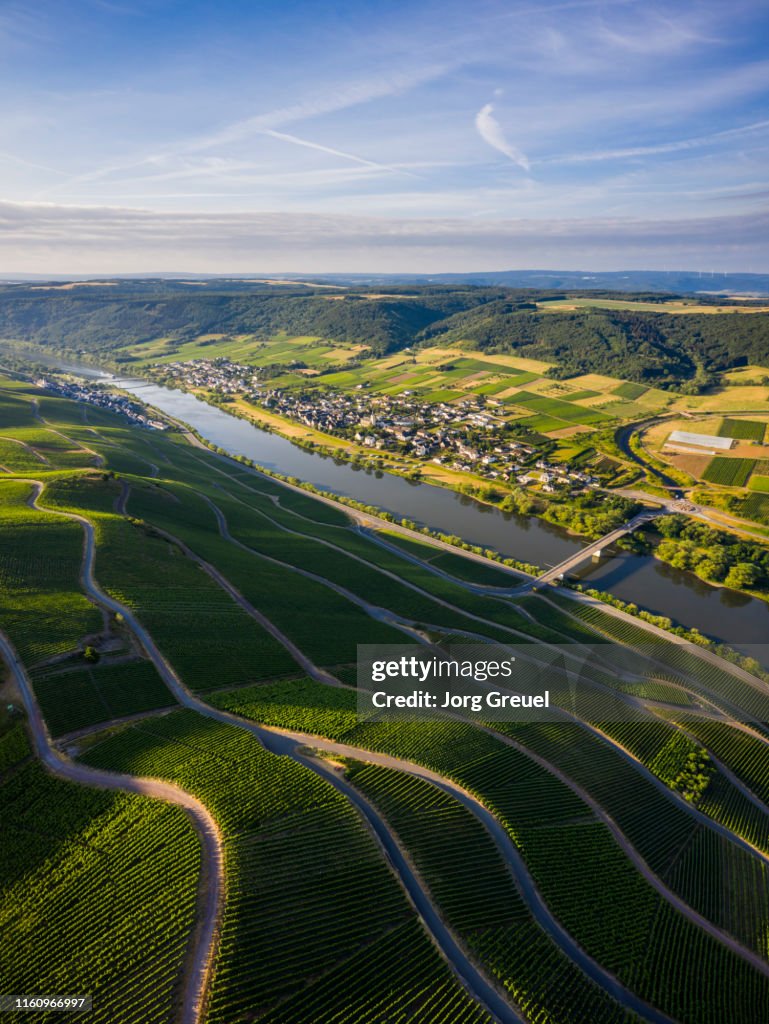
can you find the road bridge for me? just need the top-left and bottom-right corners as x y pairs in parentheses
(519, 508), (664, 593)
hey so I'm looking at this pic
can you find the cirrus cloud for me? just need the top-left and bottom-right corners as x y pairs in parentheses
(474, 103), (530, 172)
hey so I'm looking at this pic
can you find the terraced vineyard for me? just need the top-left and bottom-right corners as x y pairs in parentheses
(2, 373), (769, 1023)
(81, 711), (490, 1024)
(0, 731), (200, 1024)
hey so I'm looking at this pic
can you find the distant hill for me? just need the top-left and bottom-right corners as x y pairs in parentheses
(3, 268), (769, 295)
(257, 269), (769, 296)
(0, 280), (767, 388)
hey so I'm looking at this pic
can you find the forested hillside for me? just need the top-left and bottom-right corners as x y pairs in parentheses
(423, 303), (769, 384)
(0, 281), (767, 386)
(0, 285), (500, 359)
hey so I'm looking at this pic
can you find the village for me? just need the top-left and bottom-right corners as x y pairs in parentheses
(158, 358), (600, 494)
(160, 358), (261, 394)
(35, 377), (168, 430)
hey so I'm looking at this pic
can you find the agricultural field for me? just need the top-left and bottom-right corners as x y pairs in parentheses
(719, 418), (767, 442)
(646, 415), (769, 515)
(537, 296), (769, 314)
(1, 732), (200, 1023)
(81, 711), (491, 1024)
(702, 457), (756, 487)
(3, 373), (769, 1022)
(123, 332), (371, 372)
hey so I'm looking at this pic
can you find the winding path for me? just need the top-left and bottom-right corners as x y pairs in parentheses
(261, 727), (672, 1024)
(14, 469), (769, 1022)
(136, 481), (769, 922)
(0, 627), (223, 1024)
(20, 478), (524, 1024)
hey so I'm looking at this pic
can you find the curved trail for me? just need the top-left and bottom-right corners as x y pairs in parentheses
(0, 628), (223, 1024)
(18, 473), (769, 1019)
(133, 482), (769, 934)
(200, 489), (769, 878)
(292, 749), (525, 1024)
(477, 724), (769, 974)
(22, 479), (520, 1024)
(0, 433), (49, 464)
(538, 588), (769, 705)
(203, 491), (635, 679)
(181, 418), (769, 700)
(32, 399), (105, 468)
(261, 727), (671, 1024)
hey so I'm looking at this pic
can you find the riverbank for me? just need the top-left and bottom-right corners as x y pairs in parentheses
(16, 353), (769, 649)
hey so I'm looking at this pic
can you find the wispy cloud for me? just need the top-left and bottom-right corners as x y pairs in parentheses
(35, 62), (448, 199)
(545, 118), (769, 165)
(474, 104), (530, 171)
(189, 62), (454, 152)
(259, 129), (417, 177)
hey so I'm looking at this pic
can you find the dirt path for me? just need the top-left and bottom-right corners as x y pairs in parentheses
(262, 727), (672, 1024)
(0, 433), (49, 464)
(478, 723), (769, 974)
(293, 748), (526, 1024)
(119, 489), (347, 687)
(114, 478), (130, 515)
(147, 485), (769, 885)
(25, 481), (529, 1024)
(0, 628), (223, 1024)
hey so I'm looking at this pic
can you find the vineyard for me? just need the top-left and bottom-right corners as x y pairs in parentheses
(79, 711), (490, 1023)
(702, 457), (756, 487)
(0, 734), (200, 1023)
(719, 418), (767, 442)
(3, 374), (769, 1022)
(0, 480), (102, 666)
(345, 762), (636, 1024)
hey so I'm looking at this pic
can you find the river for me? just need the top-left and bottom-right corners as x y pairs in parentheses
(48, 362), (769, 651)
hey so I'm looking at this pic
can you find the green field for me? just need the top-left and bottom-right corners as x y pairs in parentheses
(1, 732), (200, 1023)
(612, 382), (648, 399)
(81, 711), (490, 1023)
(718, 418), (767, 442)
(701, 457), (756, 487)
(3, 373), (769, 1023)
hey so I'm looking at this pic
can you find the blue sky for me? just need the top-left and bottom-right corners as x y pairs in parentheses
(1, 0), (768, 273)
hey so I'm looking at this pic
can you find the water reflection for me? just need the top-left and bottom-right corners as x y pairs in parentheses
(27, 356), (769, 649)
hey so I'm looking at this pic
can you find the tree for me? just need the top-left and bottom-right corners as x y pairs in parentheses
(725, 562), (761, 589)
(83, 645), (100, 664)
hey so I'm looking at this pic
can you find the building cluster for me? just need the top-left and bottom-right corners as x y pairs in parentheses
(35, 378), (167, 430)
(259, 385), (598, 491)
(157, 358), (598, 492)
(161, 359), (261, 394)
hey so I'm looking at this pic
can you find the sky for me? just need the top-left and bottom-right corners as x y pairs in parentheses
(1, 0), (768, 274)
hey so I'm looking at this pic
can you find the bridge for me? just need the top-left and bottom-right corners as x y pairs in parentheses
(517, 508), (664, 594)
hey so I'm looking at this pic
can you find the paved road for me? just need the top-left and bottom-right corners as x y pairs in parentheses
(262, 727), (672, 1024)
(23, 478), (524, 1024)
(0, 628), (223, 1024)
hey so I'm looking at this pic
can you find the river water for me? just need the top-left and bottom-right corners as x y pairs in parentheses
(53, 363), (769, 649)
